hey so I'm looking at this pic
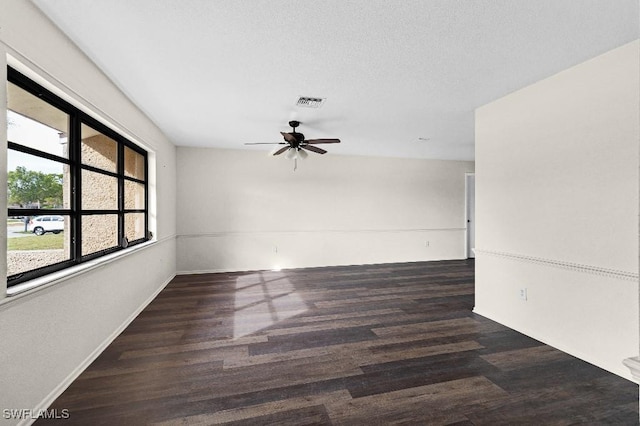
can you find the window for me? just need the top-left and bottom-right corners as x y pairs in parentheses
(6, 68), (149, 286)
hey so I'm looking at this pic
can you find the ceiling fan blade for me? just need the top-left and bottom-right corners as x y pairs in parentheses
(244, 142), (287, 145)
(280, 132), (297, 144)
(305, 138), (341, 144)
(272, 146), (290, 156)
(301, 145), (327, 154)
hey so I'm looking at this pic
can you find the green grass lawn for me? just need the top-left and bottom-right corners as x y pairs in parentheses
(8, 233), (64, 250)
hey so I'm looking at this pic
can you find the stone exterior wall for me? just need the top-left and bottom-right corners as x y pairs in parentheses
(81, 133), (145, 253)
(8, 250), (66, 275)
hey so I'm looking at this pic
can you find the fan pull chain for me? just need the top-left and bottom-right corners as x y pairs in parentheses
(294, 158), (298, 171)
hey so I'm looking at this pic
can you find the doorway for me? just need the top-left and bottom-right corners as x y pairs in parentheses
(465, 173), (475, 258)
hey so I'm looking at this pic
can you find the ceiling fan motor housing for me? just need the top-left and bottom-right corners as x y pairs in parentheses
(283, 121), (305, 147)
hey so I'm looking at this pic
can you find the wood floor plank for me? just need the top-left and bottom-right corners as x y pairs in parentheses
(480, 344), (573, 370)
(254, 312), (430, 337)
(118, 334), (269, 361)
(80, 346), (246, 380)
(152, 391), (350, 425)
(35, 260), (639, 425)
(325, 377), (508, 425)
(372, 316), (505, 339)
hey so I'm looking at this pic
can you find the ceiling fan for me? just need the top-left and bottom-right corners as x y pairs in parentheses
(244, 120), (341, 161)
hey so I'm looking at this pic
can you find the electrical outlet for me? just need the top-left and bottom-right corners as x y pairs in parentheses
(519, 288), (528, 301)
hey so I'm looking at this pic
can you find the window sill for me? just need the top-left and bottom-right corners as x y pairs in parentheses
(3, 239), (157, 303)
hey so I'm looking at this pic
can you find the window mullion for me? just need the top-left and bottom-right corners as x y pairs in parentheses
(118, 141), (125, 247)
(71, 113), (82, 263)
(144, 153), (149, 239)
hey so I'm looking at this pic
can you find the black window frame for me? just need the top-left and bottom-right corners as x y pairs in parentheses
(6, 67), (149, 286)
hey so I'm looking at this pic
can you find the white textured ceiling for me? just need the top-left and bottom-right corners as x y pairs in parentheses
(32, 0), (639, 160)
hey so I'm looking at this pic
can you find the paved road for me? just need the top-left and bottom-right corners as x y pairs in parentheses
(7, 224), (31, 238)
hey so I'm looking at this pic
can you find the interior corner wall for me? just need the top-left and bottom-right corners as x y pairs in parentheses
(474, 40), (639, 379)
(176, 147), (474, 273)
(0, 2), (177, 424)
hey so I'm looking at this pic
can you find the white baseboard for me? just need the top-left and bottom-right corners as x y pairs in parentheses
(19, 273), (175, 426)
(176, 267), (252, 275)
(176, 257), (469, 276)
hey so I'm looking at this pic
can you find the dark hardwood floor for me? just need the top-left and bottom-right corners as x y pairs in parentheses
(38, 260), (639, 425)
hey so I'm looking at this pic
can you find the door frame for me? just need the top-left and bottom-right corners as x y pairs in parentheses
(464, 173), (475, 259)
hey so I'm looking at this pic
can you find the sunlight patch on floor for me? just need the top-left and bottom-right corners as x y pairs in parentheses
(233, 271), (308, 338)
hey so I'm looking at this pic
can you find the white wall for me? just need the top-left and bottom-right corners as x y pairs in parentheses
(0, 2), (177, 424)
(475, 40), (639, 379)
(177, 147), (474, 273)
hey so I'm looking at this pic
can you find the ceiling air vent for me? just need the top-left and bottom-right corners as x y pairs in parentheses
(295, 96), (326, 108)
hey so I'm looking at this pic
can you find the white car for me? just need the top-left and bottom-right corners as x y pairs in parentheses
(28, 215), (65, 236)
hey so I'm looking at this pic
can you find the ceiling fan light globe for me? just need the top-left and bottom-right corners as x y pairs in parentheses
(285, 148), (296, 160)
(298, 149), (308, 160)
